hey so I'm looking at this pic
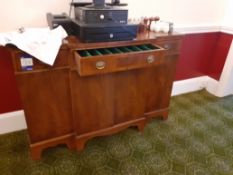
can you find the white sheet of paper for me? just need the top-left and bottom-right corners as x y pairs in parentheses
(0, 26), (68, 66)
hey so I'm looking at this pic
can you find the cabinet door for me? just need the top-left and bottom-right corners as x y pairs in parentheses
(16, 69), (73, 143)
(70, 72), (115, 134)
(143, 55), (178, 113)
(113, 70), (145, 124)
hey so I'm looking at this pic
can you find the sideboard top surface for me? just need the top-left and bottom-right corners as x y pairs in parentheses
(66, 31), (183, 50)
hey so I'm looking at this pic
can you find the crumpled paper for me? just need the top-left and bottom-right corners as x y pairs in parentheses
(0, 26), (67, 66)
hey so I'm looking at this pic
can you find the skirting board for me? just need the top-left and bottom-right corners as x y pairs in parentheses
(0, 76), (212, 135)
(0, 110), (27, 134)
(171, 76), (209, 96)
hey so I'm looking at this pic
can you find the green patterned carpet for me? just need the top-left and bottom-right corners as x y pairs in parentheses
(1, 90), (233, 175)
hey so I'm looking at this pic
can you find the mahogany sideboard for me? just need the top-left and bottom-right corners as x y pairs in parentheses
(10, 31), (183, 160)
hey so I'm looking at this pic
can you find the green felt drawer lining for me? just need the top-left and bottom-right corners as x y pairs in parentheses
(77, 44), (159, 57)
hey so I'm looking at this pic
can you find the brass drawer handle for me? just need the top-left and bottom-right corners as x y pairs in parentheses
(147, 55), (155, 64)
(96, 61), (106, 70)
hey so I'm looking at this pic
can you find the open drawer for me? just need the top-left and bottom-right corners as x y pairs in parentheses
(74, 43), (165, 76)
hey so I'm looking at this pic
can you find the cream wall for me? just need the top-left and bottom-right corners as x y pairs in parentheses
(222, 0), (233, 27)
(0, 0), (69, 32)
(0, 0), (230, 32)
(127, 0), (228, 27)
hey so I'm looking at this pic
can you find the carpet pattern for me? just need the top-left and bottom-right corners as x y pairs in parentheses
(1, 90), (233, 175)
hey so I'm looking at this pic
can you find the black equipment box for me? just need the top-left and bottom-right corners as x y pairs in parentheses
(73, 21), (138, 42)
(47, 0), (138, 43)
(74, 6), (128, 25)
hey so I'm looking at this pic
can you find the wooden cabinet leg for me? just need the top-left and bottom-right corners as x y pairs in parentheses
(30, 147), (42, 160)
(76, 139), (86, 151)
(137, 119), (146, 133)
(162, 110), (169, 120)
(75, 118), (146, 151)
(66, 140), (76, 150)
(29, 134), (75, 160)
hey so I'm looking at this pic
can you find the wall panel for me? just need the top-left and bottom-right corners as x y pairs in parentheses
(0, 47), (22, 113)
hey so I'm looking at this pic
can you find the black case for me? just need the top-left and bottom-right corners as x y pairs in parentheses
(47, 0), (138, 44)
(74, 21), (138, 42)
(72, 2), (137, 43)
(47, 13), (138, 43)
(74, 6), (128, 25)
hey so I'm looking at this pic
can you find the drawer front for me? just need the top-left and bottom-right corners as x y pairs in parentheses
(77, 55), (128, 76)
(156, 40), (181, 55)
(13, 49), (69, 72)
(74, 44), (165, 76)
(127, 51), (163, 70)
(79, 24), (137, 43)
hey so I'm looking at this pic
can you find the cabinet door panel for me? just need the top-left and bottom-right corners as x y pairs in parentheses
(16, 69), (73, 143)
(114, 71), (145, 124)
(71, 72), (114, 134)
(143, 56), (178, 112)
